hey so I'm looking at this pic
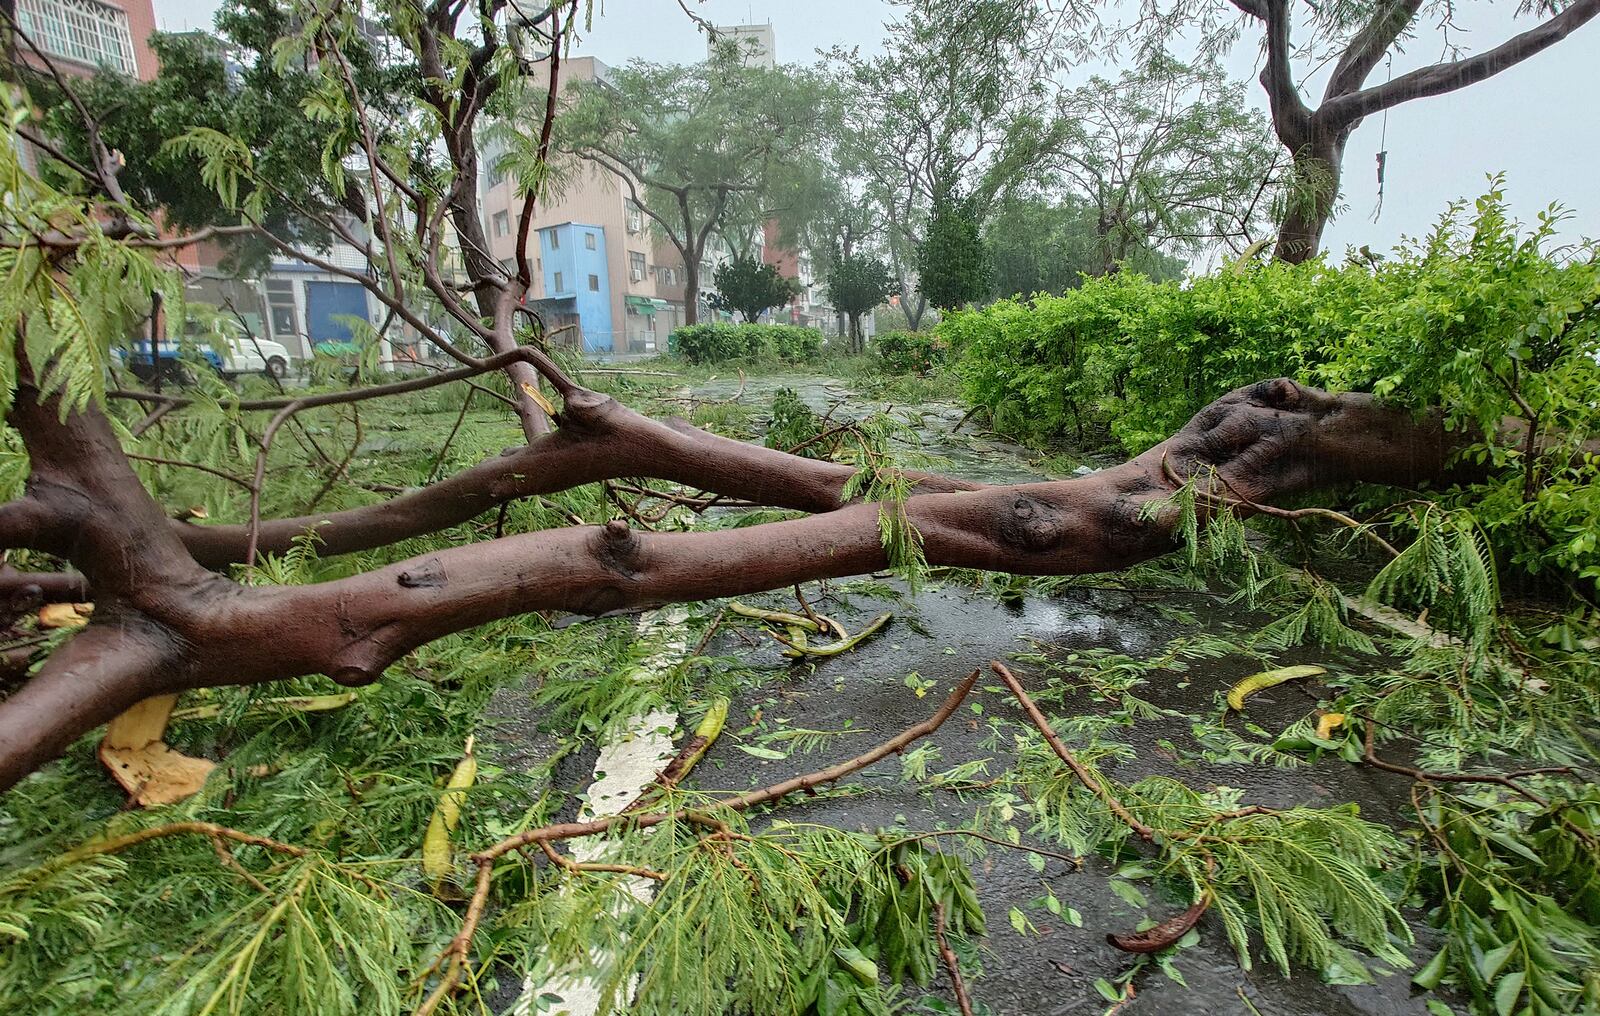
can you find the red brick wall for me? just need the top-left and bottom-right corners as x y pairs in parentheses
(123, 0), (159, 82)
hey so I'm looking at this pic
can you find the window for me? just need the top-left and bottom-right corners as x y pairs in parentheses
(16, 0), (136, 75)
(491, 211), (510, 238)
(270, 306), (297, 335)
(659, 267), (675, 286)
(588, 274), (600, 292)
(629, 251), (646, 282)
(553, 271), (565, 292)
(626, 202), (643, 234)
(584, 232), (597, 250)
(265, 279), (297, 338)
(549, 231), (560, 249)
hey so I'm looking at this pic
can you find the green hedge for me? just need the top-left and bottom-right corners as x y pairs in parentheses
(942, 265), (1347, 452)
(946, 183), (1600, 583)
(872, 331), (947, 374)
(668, 323), (823, 364)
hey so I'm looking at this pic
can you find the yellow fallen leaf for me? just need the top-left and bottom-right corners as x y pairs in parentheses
(1225, 665), (1327, 712)
(103, 694), (179, 751)
(1315, 712), (1346, 740)
(100, 693), (216, 806)
(98, 742), (216, 807)
(422, 736), (478, 890)
(39, 602), (94, 628)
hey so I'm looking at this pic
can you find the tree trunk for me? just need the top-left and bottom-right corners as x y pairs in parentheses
(683, 258), (700, 326)
(904, 292), (926, 332)
(1273, 134), (1347, 265)
(443, 152), (550, 437)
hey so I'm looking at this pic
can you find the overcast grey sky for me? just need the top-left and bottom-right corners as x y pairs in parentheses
(152, 0), (1600, 257)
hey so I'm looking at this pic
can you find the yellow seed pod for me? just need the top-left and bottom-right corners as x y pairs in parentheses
(422, 736), (478, 888)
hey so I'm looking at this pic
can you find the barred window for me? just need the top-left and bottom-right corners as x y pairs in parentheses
(17, 0), (137, 76)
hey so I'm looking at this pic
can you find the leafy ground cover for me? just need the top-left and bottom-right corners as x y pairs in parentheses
(1, 350), (1596, 1016)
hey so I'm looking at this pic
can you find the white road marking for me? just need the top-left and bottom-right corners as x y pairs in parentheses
(511, 608), (689, 1016)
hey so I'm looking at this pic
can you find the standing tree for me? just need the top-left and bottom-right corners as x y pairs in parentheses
(1047, 58), (1283, 275)
(831, 0), (1071, 329)
(985, 193), (1187, 298)
(916, 192), (992, 311)
(708, 254), (800, 323)
(556, 46), (830, 325)
(823, 251), (898, 351)
(1204, 0), (1600, 262)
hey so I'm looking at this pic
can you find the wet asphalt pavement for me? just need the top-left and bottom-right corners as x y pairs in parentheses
(483, 373), (1439, 1016)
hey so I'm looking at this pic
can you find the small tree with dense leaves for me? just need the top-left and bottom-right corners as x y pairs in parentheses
(708, 254), (799, 323)
(916, 192), (991, 312)
(823, 252), (897, 353)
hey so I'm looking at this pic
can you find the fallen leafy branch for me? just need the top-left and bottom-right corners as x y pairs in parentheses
(411, 669), (981, 1016)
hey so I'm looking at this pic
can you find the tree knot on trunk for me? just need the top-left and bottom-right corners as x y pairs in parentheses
(596, 520), (643, 574)
(997, 494), (1068, 553)
(330, 665), (381, 688)
(398, 558), (449, 589)
(555, 388), (618, 433)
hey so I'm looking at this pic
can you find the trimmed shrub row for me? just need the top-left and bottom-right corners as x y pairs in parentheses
(872, 331), (948, 374)
(669, 323), (823, 364)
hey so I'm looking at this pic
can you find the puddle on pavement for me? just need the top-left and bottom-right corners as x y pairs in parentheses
(682, 581), (1432, 1016)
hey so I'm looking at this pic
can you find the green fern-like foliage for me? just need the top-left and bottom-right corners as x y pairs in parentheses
(1, 99), (182, 417)
(839, 413), (933, 591)
(1006, 725), (1410, 980)
(492, 820), (983, 1016)
(1368, 505), (1499, 655)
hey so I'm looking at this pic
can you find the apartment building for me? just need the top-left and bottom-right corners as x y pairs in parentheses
(760, 220), (856, 336)
(11, 0), (159, 82)
(479, 56), (691, 355)
(709, 22), (775, 68)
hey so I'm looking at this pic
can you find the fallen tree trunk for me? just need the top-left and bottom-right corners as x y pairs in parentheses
(0, 365), (1451, 792)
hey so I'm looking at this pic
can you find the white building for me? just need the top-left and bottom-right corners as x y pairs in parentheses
(709, 22), (774, 68)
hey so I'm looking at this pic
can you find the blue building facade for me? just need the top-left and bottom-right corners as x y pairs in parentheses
(535, 222), (613, 354)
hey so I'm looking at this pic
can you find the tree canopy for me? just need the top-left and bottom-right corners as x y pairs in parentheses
(708, 254), (799, 323)
(555, 46), (832, 324)
(823, 251), (897, 351)
(916, 192), (992, 311)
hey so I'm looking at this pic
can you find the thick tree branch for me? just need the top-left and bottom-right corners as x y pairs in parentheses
(1257, 0), (1312, 144)
(1319, 0), (1600, 126)
(1321, 0), (1425, 105)
(0, 622), (174, 791)
(0, 378), (1454, 791)
(173, 385), (978, 566)
(212, 380), (1450, 688)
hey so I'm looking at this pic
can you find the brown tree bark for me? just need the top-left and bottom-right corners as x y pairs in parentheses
(1235, 0), (1600, 263)
(1274, 132), (1347, 265)
(0, 358), (1454, 793)
(682, 258), (700, 327)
